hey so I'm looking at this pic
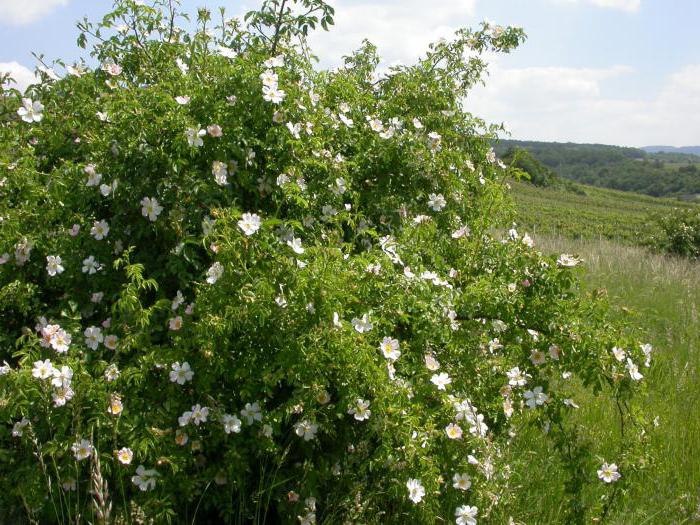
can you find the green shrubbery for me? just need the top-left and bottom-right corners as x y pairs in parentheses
(0, 1), (654, 523)
(649, 208), (700, 258)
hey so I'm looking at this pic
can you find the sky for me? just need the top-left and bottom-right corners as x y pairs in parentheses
(1, 0), (698, 147)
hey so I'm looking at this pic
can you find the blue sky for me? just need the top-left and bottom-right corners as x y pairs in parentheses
(1, 0), (699, 147)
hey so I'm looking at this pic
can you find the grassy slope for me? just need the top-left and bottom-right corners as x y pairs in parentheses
(510, 183), (700, 523)
(511, 180), (698, 244)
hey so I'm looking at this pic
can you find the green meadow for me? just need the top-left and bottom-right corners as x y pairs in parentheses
(511, 182), (700, 523)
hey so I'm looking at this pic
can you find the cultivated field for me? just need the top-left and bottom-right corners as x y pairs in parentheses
(511, 180), (699, 245)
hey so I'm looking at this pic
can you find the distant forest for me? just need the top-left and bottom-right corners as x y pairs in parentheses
(494, 140), (700, 199)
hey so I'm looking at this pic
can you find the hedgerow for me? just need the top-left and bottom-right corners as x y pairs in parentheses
(0, 1), (654, 523)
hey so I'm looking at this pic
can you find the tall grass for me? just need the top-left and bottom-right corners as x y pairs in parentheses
(515, 236), (700, 524)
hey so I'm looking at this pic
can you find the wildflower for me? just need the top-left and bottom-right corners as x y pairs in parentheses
(612, 346), (626, 361)
(169, 316), (183, 331)
(90, 220), (109, 240)
(238, 212), (262, 236)
(424, 353), (440, 371)
(379, 337), (401, 360)
(99, 181), (117, 197)
(367, 117), (383, 133)
(17, 98), (44, 123)
(626, 358), (643, 381)
(264, 55), (284, 68)
(240, 402), (262, 425)
(452, 225), (470, 239)
(190, 404), (209, 425)
(467, 413), (489, 438)
(351, 314), (373, 333)
(207, 124), (223, 137)
(431, 372), (452, 390)
(548, 344), (561, 360)
(427, 131), (442, 152)
(445, 423), (463, 440)
(101, 62), (122, 76)
(51, 365), (73, 388)
(14, 238), (33, 265)
(62, 478), (77, 492)
(506, 367), (528, 387)
(32, 359), (54, 380)
(12, 418), (30, 437)
(339, 113), (353, 127)
(557, 254), (581, 267)
(406, 479), (425, 504)
(108, 395), (123, 415)
(212, 160), (228, 186)
(287, 121), (301, 139)
(175, 430), (188, 446)
(217, 45), (237, 58)
(348, 399), (371, 421)
(171, 290), (185, 311)
(222, 414), (242, 434)
(175, 95), (190, 104)
(66, 63), (85, 76)
(169, 362), (193, 384)
(104, 335), (118, 350)
(298, 512), (316, 525)
(287, 237), (305, 254)
(262, 85), (286, 104)
(116, 447), (133, 465)
(71, 439), (93, 461)
(52, 386), (75, 407)
(524, 386), (548, 408)
(259, 70), (278, 87)
(529, 349), (546, 365)
(597, 462), (621, 483)
(104, 364), (120, 382)
(563, 398), (580, 409)
(132, 465), (158, 491)
(140, 197), (163, 222)
(294, 420), (318, 441)
(82, 255), (101, 274)
(317, 390), (331, 405)
(452, 473), (472, 491)
(85, 164), (102, 186)
(51, 328), (71, 353)
(640, 343), (653, 367)
(44, 255), (64, 276)
(427, 193), (446, 211)
(206, 262), (224, 284)
(186, 127), (206, 147)
(455, 505), (478, 525)
(0, 361), (11, 375)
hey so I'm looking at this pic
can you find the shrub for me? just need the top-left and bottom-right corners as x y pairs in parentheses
(648, 208), (700, 258)
(0, 1), (653, 523)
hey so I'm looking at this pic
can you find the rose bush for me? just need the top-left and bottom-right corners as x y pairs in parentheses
(0, 1), (653, 523)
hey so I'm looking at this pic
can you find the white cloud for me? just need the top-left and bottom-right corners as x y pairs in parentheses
(467, 63), (700, 147)
(0, 0), (70, 25)
(0, 62), (37, 92)
(588, 0), (640, 12)
(553, 0), (640, 12)
(309, 0), (477, 66)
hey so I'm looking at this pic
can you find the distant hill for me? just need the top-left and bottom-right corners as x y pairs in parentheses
(642, 145), (700, 157)
(494, 139), (700, 199)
